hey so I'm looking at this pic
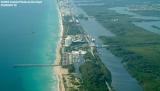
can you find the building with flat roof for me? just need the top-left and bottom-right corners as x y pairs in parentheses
(64, 36), (72, 47)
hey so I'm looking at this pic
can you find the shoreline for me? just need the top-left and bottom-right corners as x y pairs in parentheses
(54, 1), (68, 91)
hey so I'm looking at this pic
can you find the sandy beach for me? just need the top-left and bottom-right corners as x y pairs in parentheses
(54, 1), (68, 91)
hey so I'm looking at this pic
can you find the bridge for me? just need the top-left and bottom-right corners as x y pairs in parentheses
(14, 64), (60, 68)
(90, 44), (110, 48)
(84, 34), (110, 48)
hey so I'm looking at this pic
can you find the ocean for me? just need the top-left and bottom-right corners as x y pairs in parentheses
(0, 0), (59, 91)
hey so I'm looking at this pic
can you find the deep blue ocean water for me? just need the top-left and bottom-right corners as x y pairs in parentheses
(0, 0), (59, 91)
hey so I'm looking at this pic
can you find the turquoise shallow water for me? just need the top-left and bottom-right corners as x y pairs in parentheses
(0, 0), (59, 91)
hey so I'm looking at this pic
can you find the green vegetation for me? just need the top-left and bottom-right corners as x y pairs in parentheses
(63, 15), (84, 35)
(80, 2), (160, 91)
(80, 61), (109, 91)
(80, 51), (112, 91)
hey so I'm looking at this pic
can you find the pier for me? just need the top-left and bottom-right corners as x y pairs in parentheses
(14, 64), (60, 68)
